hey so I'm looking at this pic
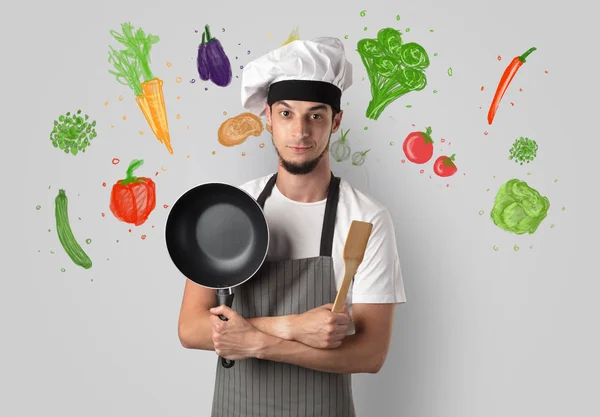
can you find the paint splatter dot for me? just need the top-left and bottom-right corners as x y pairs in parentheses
(344, 35), (348, 39)
(186, 155), (190, 158)
(259, 143), (265, 148)
(61, 268), (66, 272)
(441, 138), (446, 143)
(128, 229), (132, 233)
(519, 88), (523, 92)
(562, 207), (566, 211)
(493, 245), (499, 251)
(554, 179), (559, 183)
(510, 102), (515, 106)
(119, 95), (124, 101)
(86, 238), (92, 244)
(447, 68), (453, 76)
(139, 131), (144, 135)
(222, 28), (225, 32)
(364, 27), (368, 31)
(433, 52), (438, 56)
(176, 76), (182, 83)
(187, 126), (190, 130)
(544, 70), (548, 74)
(104, 101), (109, 106)
(364, 126), (368, 130)
(101, 213), (105, 217)
(110, 125), (115, 128)
(497, 55), (502, 61)
(389, 141), (394, 146)
(141, 234), (147, 240)
(420, 169), (424, 174)
(190, 79), (196, 83)
(429, 29), (434, 32)
(102, 182), (106, 187)
(433, 90), (438, 93)
(396, 15), (401, 20)
(36, 205), (41, 210)
(212, 151), (216, 155)
(176, 114), (181, 120)
(481, 86), (484, 91)
(122, 115), (127, 120)
(166, 61), (172, 67)
(478, 210), (484, 215)
(486, 188), (490, 192)
(48, 229), (51, 232)
(530, 245), (533, 249)
(405, 28), (411, 32)
(177, 96), (181, 100)
(223, 111), (227, 115)
(401, 159), (406, 163)
(550, 224), (555, 228)
(360, 10), (366, 16)
(268, 33), (272, 38)
(527, 172), (531, 176)
(112, 158), (120, 164)
(514, 245), (520, 251)
(484, 131), (489, 135)
(205, 87), (208, 91)
(242, 152), (247, 156)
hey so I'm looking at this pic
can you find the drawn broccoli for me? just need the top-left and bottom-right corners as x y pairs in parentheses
(357, 28), (429, 120)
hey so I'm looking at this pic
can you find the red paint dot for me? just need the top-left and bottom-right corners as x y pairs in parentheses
(420, 169), (424, 174)
(484, 131), (489, 136)
(163, 204), (169, 209)
(152, 225), (155, 228)
(441, 138), (446, 143)
(128, 229), (132, 233)
(479, 106), (482, 110)
(411, 123), (415, 126)
(544, 70), (548, 74)
(102, 182), (106, 187)
(446, 184), (450, 187)
(497, 55), (502, 61)
(510, 102), (515, 106)
(519, 88), (523, 92)
(480, 86), (484, 91)
(401, 159), (406, 164)
(448, 142), (451, 145)
(112, 158), (120, 165)
(141, 234), (147, 240)
(101, 212), (105, 217)
(155, 172), (159, 176)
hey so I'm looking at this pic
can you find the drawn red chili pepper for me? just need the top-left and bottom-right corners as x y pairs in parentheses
(487, 47), (536, 125)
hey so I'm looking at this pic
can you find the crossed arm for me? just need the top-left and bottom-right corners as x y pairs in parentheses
(177, 279), (396, 374)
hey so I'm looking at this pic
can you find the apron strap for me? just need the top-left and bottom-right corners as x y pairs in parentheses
(255, 171), (341, 257)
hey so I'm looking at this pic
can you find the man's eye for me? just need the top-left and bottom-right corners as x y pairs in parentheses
(311, 114), (323, 120)
(280, 111), (290, 117)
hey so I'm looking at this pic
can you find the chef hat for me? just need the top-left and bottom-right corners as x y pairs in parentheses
(240, 37), (353, 116)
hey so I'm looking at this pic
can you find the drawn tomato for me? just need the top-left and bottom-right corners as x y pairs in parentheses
(433, 154), (458, 177)
(109, 159), (156, 226)
(402, 126), (434, 164)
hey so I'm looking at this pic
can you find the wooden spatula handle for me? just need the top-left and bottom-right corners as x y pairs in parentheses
(332, 259), (359, 313)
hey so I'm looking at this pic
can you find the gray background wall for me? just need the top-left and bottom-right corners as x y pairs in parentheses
(4, 0), (598, 415)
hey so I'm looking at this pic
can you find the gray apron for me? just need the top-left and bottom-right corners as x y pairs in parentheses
(211, 171), (355, 417)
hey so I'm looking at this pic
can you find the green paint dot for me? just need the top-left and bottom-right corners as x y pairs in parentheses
(364, 126), (368, 130)
(364, 26), (368, 31)
(406, 104), (412, 108)
(116, 239), (120, 243)
(389, 141), (394, 146)
(430, 29), (435, 32)
(514, 245), (520, 251)
(85, 238), (92, 244)
(434, 52), (438, 56)
(61, 268), (66, 272)
(344, 35), (348, 39)
(36, 205), (41, 210)
(550, 224), (555, 228)
(493, 245), (499, 252)
(562, 207), (566, 211)
(447, 67), (453, 76)
(530, 245), (533, 249)
(50, 251), (55, 254)
(554, 179), (558, 183)
(527, 172), (532, 175)
(396, 14), (401, 20)
(486, 188), (490, 192)
(478, 210), (484, 215)
(405, 28), (411, 32)
(48, 229), (51, 232)
(360, 10), (366, 17)
(433, 90), (438, 93)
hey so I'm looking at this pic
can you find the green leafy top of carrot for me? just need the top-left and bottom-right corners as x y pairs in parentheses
(108, 22), (160, 96)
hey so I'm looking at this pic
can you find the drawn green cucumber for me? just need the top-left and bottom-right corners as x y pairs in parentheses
(55, 189), (92, 269)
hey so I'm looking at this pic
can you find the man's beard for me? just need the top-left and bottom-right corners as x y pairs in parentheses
(273, 133), (331, 175)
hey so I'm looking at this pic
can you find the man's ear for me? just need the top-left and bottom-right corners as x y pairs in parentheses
(265, 103), (272, 125)
(331, 110), (343, 134)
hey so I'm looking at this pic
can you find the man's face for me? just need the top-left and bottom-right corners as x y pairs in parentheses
(266, 100), (342, 175)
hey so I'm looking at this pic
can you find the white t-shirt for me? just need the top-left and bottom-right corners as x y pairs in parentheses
(238, 174), (407, 316)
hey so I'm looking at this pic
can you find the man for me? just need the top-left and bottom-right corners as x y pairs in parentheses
(178, 36), (407, 416)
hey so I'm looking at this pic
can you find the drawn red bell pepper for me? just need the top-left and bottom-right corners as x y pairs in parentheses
(109, 159), (156, 226)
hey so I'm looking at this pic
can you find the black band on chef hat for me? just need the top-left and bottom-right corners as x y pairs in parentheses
(267, 80), (341, 113)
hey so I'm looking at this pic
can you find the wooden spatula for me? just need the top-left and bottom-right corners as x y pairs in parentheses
(332, 220), (373, 313)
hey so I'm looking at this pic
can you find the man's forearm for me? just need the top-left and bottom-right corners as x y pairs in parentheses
(254, 332), (381, 374)
(246, 315), (297, 340)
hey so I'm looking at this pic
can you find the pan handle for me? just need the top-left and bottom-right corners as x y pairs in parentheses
(216, 288), (236, 368)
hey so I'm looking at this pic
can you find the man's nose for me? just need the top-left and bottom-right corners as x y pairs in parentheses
(291, 117), (310, 139)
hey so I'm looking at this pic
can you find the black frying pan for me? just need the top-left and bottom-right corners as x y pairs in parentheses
(165, 182), (269, 368)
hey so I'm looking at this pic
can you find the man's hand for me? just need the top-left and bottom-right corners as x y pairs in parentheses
(289, 303), (352, 349)
(209, 305), (263, 361)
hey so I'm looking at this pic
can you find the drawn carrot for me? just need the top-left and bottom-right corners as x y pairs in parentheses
(487, 47), (536, 125)
(108, 22), (173, 153)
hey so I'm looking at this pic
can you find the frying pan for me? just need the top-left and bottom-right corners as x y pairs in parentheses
(165, 182), (269, 368)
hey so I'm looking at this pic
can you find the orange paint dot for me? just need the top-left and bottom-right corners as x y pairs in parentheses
(119, 95), (124, 101)
(123, 115), (127, 120)
(177, 96), (181, 100)
(139, 131), (144, 135)
(104, 101), (109, 106)
(242, 152), (247, 156)
(480, 86), (484, 91)
(223, 111), (228, 115)
(176, 114), (181, 119)
(176, 76), (182, 83)
(102, 182), (106, 187)
(544, 70), (548, 74)
(497, 55), (502, 60)
(141, 234), (147, 240)
(186, 154), (190, 158)
(110, 125), (115, 128)
(510, 102), (514, 106)
(166, 61), (172, 67)
(187, 126), (190, 130)
(259, 143), (265, 148)
(212, 151), (216, 155)
(519, 88), (523, 92)
(112, 158), (120, 164)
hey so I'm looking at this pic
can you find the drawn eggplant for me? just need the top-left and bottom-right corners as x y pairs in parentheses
(197, 24), (232, 87)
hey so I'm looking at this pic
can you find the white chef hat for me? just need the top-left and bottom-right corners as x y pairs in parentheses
(240, 37), (353, 116)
